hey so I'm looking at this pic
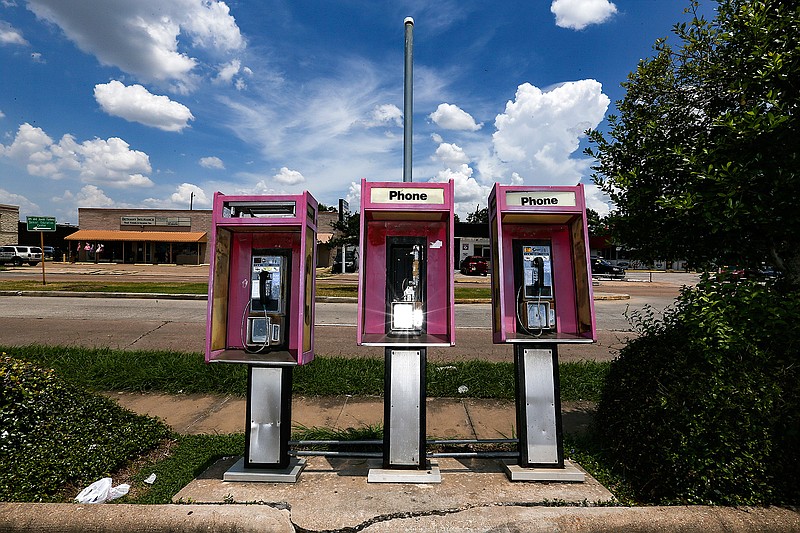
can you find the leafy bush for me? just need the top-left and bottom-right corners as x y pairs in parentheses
(595, 276), (800, 505)
(0, 354), (170, 502)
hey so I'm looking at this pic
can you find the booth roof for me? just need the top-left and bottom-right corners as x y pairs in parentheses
(64, 229), (207, 243)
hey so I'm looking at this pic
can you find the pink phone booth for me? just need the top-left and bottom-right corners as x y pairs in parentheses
(357, 178), (455, 346)
(357, 178), (454, 480)
(489, 184), (596, 345)
(488, 183), (595, 481)
(205, 191), (318, 481)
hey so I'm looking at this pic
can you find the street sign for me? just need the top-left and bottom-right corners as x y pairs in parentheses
(26, 216), (56, 232)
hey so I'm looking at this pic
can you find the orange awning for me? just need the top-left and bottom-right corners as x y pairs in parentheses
(65, 230), (207, 243)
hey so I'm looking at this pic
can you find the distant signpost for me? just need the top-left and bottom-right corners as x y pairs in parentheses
(26, 216), (56, 285)
(27, 216), (56, 232)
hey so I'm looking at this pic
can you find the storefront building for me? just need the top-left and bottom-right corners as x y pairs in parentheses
(0, 204), (20, 245)
(65, 208), (211, 264)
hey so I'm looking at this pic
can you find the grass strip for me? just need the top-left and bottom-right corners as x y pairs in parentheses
(0, 280), (492, 299)
(0, 280), (209, 294)
(3, 344), (609, 402)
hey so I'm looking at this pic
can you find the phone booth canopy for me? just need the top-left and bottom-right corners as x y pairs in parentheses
(357, 178), (455, 346)
(206, 192), (318, 365)
(489, 184), (596, 344)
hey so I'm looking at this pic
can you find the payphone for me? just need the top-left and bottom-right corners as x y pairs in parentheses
(246, 251), (288, 351)
(206, 192), (318, 482)
(514, 241), (556, 334)
(386, 237), (426, 335)
(358, 179), (455, 482)
(490, 184), (595, 482)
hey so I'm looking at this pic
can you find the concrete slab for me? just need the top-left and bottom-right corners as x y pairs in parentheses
(336, 396), (383, 429)
(293, 395), (346, 429)
(188, 396), (245, 434)
(426, 398), (474, 439)
(174, 456), (615, 531)
(104, 392), (221, 433)
(463, 398), (516, 439)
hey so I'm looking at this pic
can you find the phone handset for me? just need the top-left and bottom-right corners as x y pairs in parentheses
(533, 256), (545, 292)
(259, 269), (270, 308)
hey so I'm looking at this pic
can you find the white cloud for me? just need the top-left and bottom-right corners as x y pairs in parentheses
(0, 187), (39, 215)
(141, 183), (210, 209)
(27, 0), (244, 89)
(271, 167), (305, 186)
(489, 80), (609, 185)
(584, 183), (612, 217)
(199, 156), (225, 169)
(433, 142), (469, 167)
(170, 183), (210, 207)
(365, 104), (403, 128)
(550, 0), (618, 30)
(215, 58), (240, 83)
(0, 20), (28, 45)
(1, 123), (154, 188)
(429, 164), (492, 218)
(61, 184), (116, 207)
(429, 103), (482, 131)
(94, 81), (194, 132)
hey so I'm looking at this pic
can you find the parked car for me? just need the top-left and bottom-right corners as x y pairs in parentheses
(0, 246), (15, 265)
(459, 255), (489, 276)
(591, 257), (625, 279)
(331, 249), (358, 273)
(0, 245), (43, 266)
(43, 246), (62, 261)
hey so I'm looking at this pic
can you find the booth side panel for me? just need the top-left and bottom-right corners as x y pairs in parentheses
(571, 216), (596, 340)
(226, 233), (252, 349)
(207, 227), (232, 360)
(550, 228), (578, 335)
(423, 222), (449, 337)
(361, 221), (389, 336)
(300, 224), (316, 363)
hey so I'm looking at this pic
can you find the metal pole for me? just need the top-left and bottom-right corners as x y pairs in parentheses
(40, 231), (46, 286)
(403, 17), (414, 183)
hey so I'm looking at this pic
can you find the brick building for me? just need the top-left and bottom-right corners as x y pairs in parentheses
(0, 204), (20, 245)
(65, 208), (212, 264)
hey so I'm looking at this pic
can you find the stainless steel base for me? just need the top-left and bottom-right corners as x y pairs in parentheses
(223, 457), (306, 483)
(367, 460), (441, 484)
(501, 459), (585, 482)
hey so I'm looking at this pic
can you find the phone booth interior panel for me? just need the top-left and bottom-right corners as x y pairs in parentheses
(357, 179), (455, 347)
(206, 192), (318, 366)
(489, 184), (596, 345)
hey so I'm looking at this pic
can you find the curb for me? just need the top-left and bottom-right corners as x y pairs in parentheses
(0, 291), (630, 302)
(0, 503), (798, 533)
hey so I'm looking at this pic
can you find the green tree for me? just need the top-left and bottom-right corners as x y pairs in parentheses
(466, 205), (488, 224)
(587, 0), (800, 288)
(328, 211), (360, 248)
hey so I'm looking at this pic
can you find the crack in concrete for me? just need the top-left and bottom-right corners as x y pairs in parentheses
(290, 500), (604, 533)
(127, 320), (171, 348)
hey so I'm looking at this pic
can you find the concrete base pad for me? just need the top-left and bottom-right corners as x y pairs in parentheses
(175, 456), (614, 531)
(502, 459), (586, 482)
(223, 457), (306, 483)
(367, 460), (441, 484)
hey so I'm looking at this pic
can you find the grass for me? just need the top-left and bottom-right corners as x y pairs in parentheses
(4, 344), (609, 402)
(1, 348), (623, 504)
(0, 280), (209, 294)
(0, 280), (492, 300)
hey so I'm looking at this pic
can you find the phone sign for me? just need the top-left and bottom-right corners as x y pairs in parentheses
(370, 187), (445, 204)
(506, 191), (576, 208)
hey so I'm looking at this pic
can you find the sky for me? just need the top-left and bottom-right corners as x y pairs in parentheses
(0, 0), (716, 225)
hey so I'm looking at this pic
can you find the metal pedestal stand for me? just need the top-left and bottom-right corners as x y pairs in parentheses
(224, 365), (306, 482)
(502, 343), (584, 482)
(368, 347), (441, 483)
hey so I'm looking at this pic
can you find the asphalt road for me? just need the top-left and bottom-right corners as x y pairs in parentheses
(0, 263), (697, 361)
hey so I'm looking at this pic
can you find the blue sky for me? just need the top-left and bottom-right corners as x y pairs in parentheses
(0, 0), (714, 224)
